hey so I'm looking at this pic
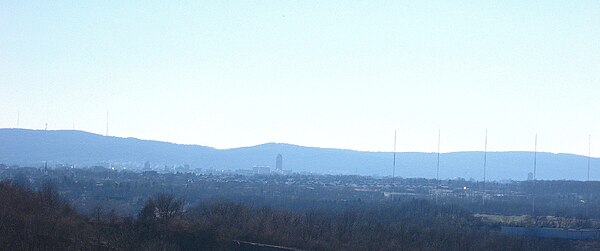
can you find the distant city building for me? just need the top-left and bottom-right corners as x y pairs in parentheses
(527, 172), (534, 181)
(276, 154), (283, 171)
(253, 165), (270, 174)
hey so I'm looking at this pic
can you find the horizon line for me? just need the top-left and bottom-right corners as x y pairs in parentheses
(0, 127), (597, 158)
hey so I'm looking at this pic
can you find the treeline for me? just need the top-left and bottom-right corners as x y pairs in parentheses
(0, 181), (223, 250)
(0, 181), (95, 250)
(0, 181), (577, 250)
(187, 200), (575, 250)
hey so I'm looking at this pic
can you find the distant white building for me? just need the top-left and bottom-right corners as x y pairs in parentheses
(253, 165), (270, 174)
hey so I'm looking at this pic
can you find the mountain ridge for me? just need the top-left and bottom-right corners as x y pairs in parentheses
(1, 128), (597, 181)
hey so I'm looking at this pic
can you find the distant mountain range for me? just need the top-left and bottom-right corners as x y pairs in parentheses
(1, 128), (597, 181)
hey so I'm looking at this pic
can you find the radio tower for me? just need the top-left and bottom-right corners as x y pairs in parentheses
(483, 129), (488, 206)
(532, 134), (538, 216)
(437, 129), (441, 182)
(587, 135), (592, 217)
(588, 135), (592, 182)
(106, 111), (109, 136)
(392, 130), (397, 183)
(435, 129), (441, 203)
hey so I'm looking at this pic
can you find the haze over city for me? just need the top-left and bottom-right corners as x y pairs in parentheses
(2, 1), (599, 155)
(5, 1), (600, 250)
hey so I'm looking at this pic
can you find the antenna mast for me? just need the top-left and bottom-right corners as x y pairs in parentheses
(393, 130), (397, 182)
(106, 111), (109, 136)
(435, 130), (441, 203)
(437, 129), (441, 181)
(588, 135), (591, 182)
(532, 134), (538, 216)
(587, 135), (592, 217)
(483, 129), (488, 206)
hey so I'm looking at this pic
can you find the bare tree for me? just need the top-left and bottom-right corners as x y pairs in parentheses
(138, 193), (184, 222)
(154, 193), (184, 221)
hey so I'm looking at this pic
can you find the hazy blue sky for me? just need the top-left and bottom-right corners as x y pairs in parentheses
(1, 1), (599, 156)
